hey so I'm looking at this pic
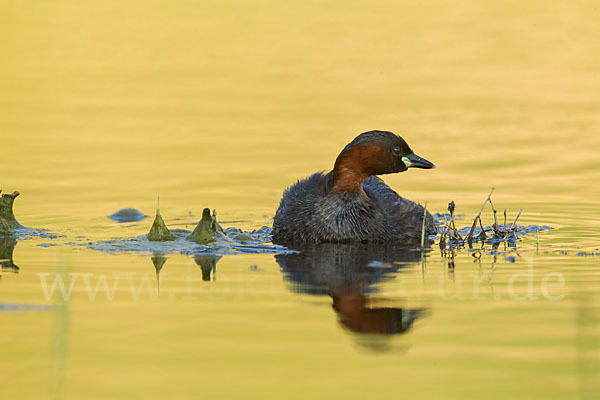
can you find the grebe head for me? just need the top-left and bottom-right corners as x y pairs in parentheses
(332, 130), (435, 193)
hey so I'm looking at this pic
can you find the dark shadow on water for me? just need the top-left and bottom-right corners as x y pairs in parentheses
(275, 242), (431, 352)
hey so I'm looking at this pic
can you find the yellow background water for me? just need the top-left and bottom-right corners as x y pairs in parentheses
(1, 1), (599, 399)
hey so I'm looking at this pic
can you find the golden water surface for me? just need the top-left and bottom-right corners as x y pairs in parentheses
(1, 1), (599, 399)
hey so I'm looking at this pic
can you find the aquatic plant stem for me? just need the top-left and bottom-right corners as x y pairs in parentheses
(421, 201), (427, 250)
(467, 187), (494, 244)
(509, 209), (523, 236)
(488, 196), (499, 236)
(448, 202), (463, 242)
(440, 214), (448, 249)
(478, 216), (487, 241)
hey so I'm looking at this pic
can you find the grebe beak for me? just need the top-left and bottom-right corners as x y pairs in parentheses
(402, 153), (436, 169)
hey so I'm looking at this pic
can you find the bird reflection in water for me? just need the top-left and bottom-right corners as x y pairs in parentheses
(275, 243), (430, 351)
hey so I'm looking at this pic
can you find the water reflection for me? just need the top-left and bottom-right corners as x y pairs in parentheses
(151, 253), (167, 291)
(194, 255), (221, 281)
(0, 236), (19, 276)
(275, 243), (430, 349)
(149, 253), (221, 285)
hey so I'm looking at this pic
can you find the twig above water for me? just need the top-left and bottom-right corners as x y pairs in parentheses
(509, 209), (523, 236)
(467, 187), (494, 245)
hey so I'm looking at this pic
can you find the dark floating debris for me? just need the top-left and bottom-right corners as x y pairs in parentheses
(435, 188), (550, 251)
(109, 208), (147, 223)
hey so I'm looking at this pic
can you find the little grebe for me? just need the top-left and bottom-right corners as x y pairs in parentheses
(272, 130), (437, 244)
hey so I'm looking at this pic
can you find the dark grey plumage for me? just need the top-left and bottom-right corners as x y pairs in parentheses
(272, 172), (436, 244)
(272, 130), (436, 244)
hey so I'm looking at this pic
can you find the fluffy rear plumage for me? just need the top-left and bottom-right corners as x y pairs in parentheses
(272, 172), (436, 244)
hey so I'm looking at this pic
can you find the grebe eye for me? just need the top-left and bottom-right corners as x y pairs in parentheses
(392, 147), (402, 156)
